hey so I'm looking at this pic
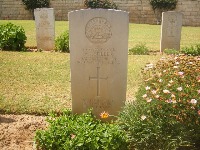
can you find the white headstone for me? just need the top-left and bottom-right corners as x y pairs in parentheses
(160, 11), (182, 52)
(34, 8), (55, 51)
(69, 9), (129, 119)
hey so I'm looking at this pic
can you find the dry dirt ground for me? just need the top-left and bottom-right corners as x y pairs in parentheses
(0, 114), (47, 150)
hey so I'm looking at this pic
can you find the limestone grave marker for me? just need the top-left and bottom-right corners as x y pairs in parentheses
(69, 9), (129, 119)
(34, 8), (55, 51)
(160, 11), (182, 52)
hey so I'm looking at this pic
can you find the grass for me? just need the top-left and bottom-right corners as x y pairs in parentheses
(0, 51), (162, 114)
(0, 52), (71, 114)
(0, 20), (200, 50)
(127, 54), (162, 102)
(0, 20), (199, 114)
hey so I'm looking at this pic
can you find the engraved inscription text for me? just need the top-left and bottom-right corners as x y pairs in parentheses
(167, 14), (177, 37)
(77, 48), (119, 64)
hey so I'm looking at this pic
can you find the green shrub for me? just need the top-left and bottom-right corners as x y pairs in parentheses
(149, 0), (178, 11)
(181, 44), (200, 56)
(55, 31), (70, 53)
(129, 43), (150, 55)
(164, 48), (179, 55)
(0, 23), (27, 51)
(118, 102), (188, 149)
(35, 110), (129, 150)
(149, 0), (178, 24)
(118, 55), (200, 149)
(22, 0), (49, 10)
(84, 0), (118, 9)
(22, 0), (50, 19)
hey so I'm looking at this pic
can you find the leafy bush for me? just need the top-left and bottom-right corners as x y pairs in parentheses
(118, 55), (200, 149)
(149, 0), (178, 24)
(22, 0), (50, 19)
(164, 48), (179, 55)
(0, 23), (27, 51)
(118, 102), (187, 149)
(84, 0), (118, 9)
(129, 43), (150, 55)
(55, 31), (69, 53)
(181, 44), (200, 56)
(35, 110), (129, 150)
(22, 0), (49, 10)
(149, 0), (178, 11)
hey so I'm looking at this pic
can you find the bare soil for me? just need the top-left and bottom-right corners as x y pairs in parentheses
(0, 114), (47, 150)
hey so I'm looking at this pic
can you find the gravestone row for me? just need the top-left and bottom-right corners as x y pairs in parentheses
(34, 8), (183, 118)
(34, 8), (183, 53)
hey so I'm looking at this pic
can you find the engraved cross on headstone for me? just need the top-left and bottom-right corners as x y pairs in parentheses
(89, 66), (108, 97)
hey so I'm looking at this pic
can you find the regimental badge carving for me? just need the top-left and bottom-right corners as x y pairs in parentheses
(85, 17), (112, 44)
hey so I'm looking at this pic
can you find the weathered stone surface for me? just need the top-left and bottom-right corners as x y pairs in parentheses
(160, 11), (183, 52)
(34, 8), (55, 51)
(69, 9), (129, 119)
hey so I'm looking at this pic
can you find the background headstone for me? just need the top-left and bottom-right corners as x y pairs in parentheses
(34, 8), (55, 51)
(69, 9), (129, 119)
(160, 11), (183, 52)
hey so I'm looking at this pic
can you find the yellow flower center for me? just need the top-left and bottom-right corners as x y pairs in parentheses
(100, 111), (109, 119)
